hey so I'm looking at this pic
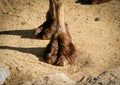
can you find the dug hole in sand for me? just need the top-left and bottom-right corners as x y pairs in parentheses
(0, 0), (120, 84)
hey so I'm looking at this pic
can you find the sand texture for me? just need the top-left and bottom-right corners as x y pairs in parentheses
(0, 0), (120, 84)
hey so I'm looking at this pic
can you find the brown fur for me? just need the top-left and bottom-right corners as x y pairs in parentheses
(44, 37), (58, 65)
(36, 0), (77, 66)
(44, 24), (77, 66)
(57, 28), (77, 65)
(34, 20), (56, 39)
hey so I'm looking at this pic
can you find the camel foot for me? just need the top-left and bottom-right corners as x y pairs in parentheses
(34, 20), (56, 40)
(44, 38), (58, 65)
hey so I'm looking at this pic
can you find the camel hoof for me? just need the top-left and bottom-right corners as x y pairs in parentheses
(44, 39), (58, 65)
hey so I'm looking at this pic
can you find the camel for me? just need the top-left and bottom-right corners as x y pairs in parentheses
(35, 0), (77, 66)
(34, 0), (111, 66)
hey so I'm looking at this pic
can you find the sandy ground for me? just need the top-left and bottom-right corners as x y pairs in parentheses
(0, 0), (120, 84)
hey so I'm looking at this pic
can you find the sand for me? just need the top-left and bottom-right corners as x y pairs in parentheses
(0, 0), (120, 84)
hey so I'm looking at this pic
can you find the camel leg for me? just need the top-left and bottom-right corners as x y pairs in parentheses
(34, 0), (57, 40)
(56, 25), (77, 66)
(43, 0), (65, 65)
(55, 30), (74, 66)
(54, 0), (77, 65)
(44, 0), (77, 66)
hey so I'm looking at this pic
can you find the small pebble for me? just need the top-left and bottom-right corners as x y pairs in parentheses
(21, 22), (26, 25)
(116, 39), (119, 41)
(95, 18), (100, 21)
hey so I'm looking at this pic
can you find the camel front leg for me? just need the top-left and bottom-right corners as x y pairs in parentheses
(53, 0), (77, 65)
(56, 25), (77, 66)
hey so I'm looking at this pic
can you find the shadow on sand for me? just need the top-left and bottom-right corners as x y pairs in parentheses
(75, 0), (93, 4)
(0, 46), (45, 61)
(0, 29), (36, 39)
(0, 29), (46, 62)
(75, 0), (111, 5)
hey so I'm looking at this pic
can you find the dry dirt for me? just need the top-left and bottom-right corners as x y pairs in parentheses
(0, 0), (120, 85)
